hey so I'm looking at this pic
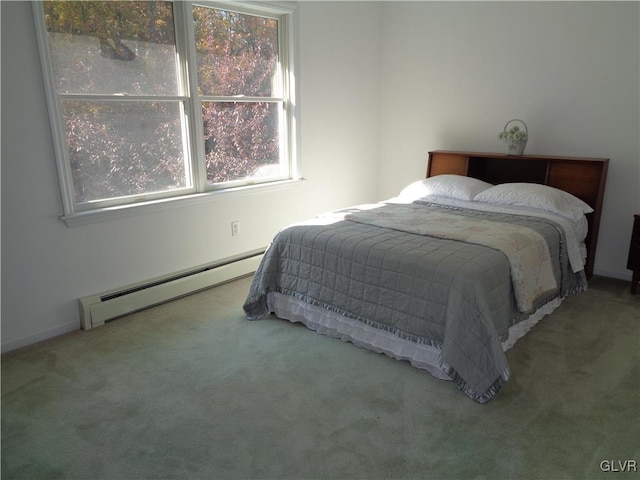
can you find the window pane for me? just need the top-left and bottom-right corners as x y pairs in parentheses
(44, 1), (179, 96)
(62, 101), (188, 203)
(203, 102), (283, 184)
(193, 6), (279, 97)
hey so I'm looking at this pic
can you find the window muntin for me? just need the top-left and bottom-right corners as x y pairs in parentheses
(36, 1), (295, 217)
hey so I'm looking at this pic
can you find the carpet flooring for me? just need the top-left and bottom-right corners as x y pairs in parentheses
(2, 275), (638, 480)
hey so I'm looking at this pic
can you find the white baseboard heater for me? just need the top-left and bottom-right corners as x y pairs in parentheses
(78, 249), (264, 330)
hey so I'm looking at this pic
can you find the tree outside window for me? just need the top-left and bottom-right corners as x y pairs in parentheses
(37, 1), (295, 216)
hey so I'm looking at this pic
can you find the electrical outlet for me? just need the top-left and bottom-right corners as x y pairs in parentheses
(231, 221), (240, 237)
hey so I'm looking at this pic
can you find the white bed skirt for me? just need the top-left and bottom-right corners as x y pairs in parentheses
(266, 292), (565, 382)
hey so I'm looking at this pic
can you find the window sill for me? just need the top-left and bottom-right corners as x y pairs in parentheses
(60, 178), (305, 228)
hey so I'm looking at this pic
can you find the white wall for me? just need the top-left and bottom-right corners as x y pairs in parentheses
(2, 1), (638, 352)
(0, 1), (382, 351)
(377, 1), (640, 280)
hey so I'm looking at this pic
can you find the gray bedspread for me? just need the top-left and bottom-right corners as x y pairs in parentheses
(243, 202), (587, 402)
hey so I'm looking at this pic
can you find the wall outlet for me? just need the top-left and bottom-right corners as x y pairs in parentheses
(231, 221), (240, 237)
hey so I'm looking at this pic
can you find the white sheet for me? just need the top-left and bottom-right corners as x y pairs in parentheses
(387, 195), (587, 273)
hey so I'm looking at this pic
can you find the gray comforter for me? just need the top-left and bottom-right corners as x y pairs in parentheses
(243, 201), (587, 403)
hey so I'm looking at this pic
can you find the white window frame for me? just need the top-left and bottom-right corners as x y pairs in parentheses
(33, 1), (299, 227)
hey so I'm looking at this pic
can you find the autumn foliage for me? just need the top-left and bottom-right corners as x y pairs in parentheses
(44, 1), (281, 203)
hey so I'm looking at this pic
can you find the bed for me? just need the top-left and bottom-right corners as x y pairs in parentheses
(243, 150), (609, 402)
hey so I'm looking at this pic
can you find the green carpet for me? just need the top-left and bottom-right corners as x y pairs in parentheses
(2, 276), (639, 480)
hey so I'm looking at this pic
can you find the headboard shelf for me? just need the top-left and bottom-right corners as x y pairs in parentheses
(427, 150), (609, 278)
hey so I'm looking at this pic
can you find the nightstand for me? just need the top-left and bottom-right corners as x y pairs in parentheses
(628, 214), (640, 294)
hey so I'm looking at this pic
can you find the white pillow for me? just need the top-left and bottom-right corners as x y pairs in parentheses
(474, 183), (593, 221)
(398, 175), (493, 201)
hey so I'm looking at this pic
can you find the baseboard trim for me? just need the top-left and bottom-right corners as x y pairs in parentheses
(592, 267), (632, 281)
(1, 319), (79, 354)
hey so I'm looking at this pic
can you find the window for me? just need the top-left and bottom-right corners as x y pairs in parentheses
(33, 1), (297, 222)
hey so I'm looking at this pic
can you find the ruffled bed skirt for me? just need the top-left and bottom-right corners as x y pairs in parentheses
(266, 292), (565, 383)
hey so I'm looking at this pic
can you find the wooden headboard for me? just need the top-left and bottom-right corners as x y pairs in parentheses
(427, 150), (609, 278)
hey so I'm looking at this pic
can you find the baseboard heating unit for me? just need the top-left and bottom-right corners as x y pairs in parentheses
(78, 249), (264, 330)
